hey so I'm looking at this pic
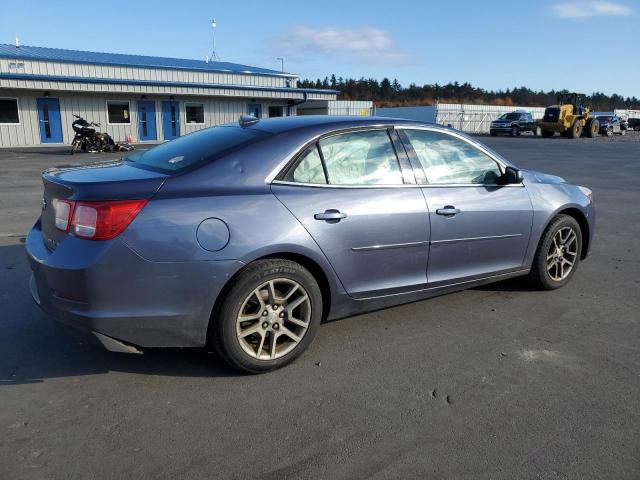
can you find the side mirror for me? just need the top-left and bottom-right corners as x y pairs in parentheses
(502, 166), (523, 184)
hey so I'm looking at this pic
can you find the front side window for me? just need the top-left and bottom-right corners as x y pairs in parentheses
(185, 103), (205, 124)
(404, 129), (502, 185)
(285, 145), (327, 184)
(0, 99), (19, 124)
(107, 101), (130, 124)
(318, 130), (402, 185)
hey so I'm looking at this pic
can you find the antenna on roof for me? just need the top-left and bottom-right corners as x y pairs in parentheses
(15, 36), (19, 48)
(208, 18), (219, 62)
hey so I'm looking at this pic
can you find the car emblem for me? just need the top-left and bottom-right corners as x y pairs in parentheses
(41, 197), (47, 210)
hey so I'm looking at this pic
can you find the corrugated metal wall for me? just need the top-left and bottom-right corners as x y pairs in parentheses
(297, 100), (373, 116)
(1, 58), (293, 89)
(0, 89), (292, 146)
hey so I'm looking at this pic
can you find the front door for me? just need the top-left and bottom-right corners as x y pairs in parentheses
(36, 98), (63, 144)
(399, 128), (532, 285)
(137, 101), (157, 141)
(272, 129), (430, 298)
(161, 101), (180, 140)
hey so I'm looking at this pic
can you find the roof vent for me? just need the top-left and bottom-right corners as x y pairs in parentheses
(239, 114), (259, 127)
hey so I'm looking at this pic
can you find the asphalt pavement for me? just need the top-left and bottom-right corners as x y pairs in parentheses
(1, 133), (639, 479)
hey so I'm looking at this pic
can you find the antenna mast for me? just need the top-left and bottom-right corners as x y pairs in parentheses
(209, 19), (219, 62)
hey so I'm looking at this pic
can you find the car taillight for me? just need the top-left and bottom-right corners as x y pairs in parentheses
(53, 199), (147, 240)
(53, 199), (74, 232)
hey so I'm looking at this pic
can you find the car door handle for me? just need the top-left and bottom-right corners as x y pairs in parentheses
(314, 209), (347, 222)
(436, 206), (461, 217)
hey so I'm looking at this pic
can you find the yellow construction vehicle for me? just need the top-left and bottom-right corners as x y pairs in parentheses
(538, 93), (599, 138)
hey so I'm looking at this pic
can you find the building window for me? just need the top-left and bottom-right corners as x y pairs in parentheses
(107, 101), (131, 124)
(185, 103), (205, 124)
(0, 98), (19, 124)
(268, 106), (283, 118)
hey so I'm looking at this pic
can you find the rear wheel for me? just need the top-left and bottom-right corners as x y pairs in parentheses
(606, 128), (613, 137)
(568, 120), (583, 139)
(510, 126), (518, 137)
(528, 215), (582, 290)
(210, 259), (322, 373)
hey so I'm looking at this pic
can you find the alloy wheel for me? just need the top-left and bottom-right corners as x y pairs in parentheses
(546, 226), (578, 281)
(236, 278), (311, 360)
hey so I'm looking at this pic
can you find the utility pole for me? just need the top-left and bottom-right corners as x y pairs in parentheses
(276, 57), (284, 73)
(209, 19), (219, 62)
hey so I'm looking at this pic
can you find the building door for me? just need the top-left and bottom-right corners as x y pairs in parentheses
(161, 101), (180, 140)
(137, 101), (157, 141)
(247, 103), (262, 118)
(36, 98), (63, 144)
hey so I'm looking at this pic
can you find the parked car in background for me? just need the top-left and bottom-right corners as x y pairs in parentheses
(26, 116), (595, 373)
(490, 111), (540, 136)
(597, 115), (625, 136)
(626, 118), (640, 131)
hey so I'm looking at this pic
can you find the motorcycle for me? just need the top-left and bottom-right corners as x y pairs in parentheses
(70, 114), (134, 155)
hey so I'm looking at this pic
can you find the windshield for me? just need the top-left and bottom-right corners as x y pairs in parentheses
(125, 126), (268, 173)
(499, 113), (521, 120)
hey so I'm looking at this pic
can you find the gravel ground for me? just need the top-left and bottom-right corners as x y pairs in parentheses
(0, 133), (639, 479)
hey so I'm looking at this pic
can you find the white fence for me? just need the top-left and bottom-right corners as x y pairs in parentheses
(376, 103), (640, 133)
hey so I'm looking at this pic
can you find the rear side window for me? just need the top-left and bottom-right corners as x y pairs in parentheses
(285, 145), (327, 184)
(404, 129), (502, 185)
(318, 130), (402, 185)
(126, 126), (267, 172)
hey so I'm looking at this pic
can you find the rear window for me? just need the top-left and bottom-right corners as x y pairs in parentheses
(125, 126), (267, 172)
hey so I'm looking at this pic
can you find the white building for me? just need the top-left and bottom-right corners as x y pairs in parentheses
(0, 43), (342, 147)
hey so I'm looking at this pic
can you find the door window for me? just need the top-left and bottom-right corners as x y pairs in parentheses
(285, 145), (327, 184)
(318, 130), (402, 185)
(403, 130), (502, 185)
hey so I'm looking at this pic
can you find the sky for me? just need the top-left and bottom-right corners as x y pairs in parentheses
(1, 0), (639, 97)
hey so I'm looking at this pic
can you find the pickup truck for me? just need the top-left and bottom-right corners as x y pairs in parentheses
(490, 111), (539, 136)
(627, 118), (640, 131)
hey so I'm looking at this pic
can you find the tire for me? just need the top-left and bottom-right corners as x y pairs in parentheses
(620, 129), (626, 136)
(584, 118), (599, 138)
(606, 128), (613, 137)
(490, 130), (497, 136)
(568, 120), (583, 139)
(210, 259), (323, 373)
(634, 125), (640, 132)
(528, 215), (582, 290)
(510, 126), (518, 137)
(541, 130), (554, 138)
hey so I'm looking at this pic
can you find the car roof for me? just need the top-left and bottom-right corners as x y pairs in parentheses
(242, 115), (433, 135)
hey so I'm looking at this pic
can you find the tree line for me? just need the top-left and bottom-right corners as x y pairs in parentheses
(299, 75), (640, 111)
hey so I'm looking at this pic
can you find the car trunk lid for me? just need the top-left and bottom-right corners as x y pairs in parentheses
(40, 160), (167, 251)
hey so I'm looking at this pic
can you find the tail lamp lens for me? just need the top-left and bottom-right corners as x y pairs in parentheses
(53, 199), (74, 232)
(53, 199), (147, 240)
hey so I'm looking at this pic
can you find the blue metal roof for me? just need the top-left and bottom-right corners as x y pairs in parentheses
(0, 43), (297, 78)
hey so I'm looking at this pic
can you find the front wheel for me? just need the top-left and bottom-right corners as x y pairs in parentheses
(528, 215), (582, 290)
(210, 259), (323, 373)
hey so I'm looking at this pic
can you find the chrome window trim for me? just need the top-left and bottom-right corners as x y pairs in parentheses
(271, 180), (524, 189)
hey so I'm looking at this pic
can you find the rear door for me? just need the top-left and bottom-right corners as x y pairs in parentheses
(272, 128), (430, 299)
(399, 127), (533, 286)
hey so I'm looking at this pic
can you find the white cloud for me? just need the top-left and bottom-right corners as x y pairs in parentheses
(272, 25), (410, 64)
(552, 1), (634, 18)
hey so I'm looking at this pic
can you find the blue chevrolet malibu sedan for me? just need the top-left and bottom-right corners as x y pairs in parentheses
(27, 116), (595, 372)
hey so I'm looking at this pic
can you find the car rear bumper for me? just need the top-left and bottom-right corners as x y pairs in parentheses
(26, 220), (244, 350)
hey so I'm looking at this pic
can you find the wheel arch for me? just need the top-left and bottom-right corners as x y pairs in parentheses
(206, 251), (334, 344)
(554, 207), (590, 259)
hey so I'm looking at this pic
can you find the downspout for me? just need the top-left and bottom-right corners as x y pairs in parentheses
(288, 91), (308, 116)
